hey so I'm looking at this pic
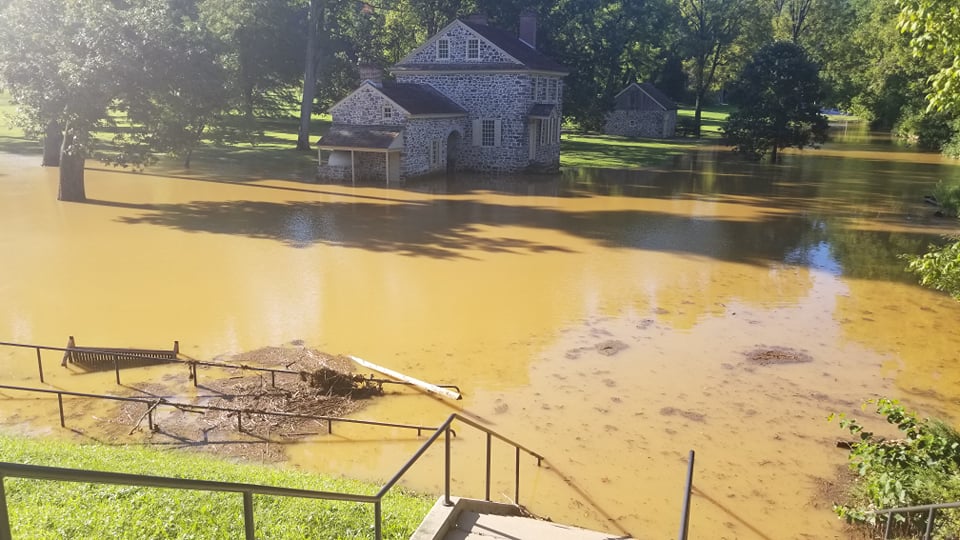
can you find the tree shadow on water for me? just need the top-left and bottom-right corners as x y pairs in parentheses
(104, 196), (828, 265)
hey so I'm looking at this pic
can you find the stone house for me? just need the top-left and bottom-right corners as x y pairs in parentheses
(317, 12), (568, 183)
(604, 82), (678, 139)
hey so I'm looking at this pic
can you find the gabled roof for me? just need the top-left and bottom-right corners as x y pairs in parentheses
(317, 125), (403, 151)
(459, 19), (568, 74)
(391, 19), (567, 75)
(377, 83), (467, 115)
(614, 82), (679, 111)
(328, 81), (466, 118)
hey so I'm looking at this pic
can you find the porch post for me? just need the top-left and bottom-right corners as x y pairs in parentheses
(385, 151), (390, 186)
(350, 150), (356, 185)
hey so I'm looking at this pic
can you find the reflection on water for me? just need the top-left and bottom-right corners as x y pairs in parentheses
(1, 128), (960, 538)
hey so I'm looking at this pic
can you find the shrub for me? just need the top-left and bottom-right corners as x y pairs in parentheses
(905, 236), (960, 300)
(895, 108), (959, 151)
(932, 180), (960, 216)
(832, 399), (960, 538)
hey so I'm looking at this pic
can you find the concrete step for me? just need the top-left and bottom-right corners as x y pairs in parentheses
(446, 510), (632, 539)
(410, 497), (634, 540)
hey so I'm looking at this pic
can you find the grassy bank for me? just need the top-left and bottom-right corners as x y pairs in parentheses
(0, 434), (432, 539)
(2, 93), (732, 174)
(559, 134), (701, 169)
(559, 105), (730, 169)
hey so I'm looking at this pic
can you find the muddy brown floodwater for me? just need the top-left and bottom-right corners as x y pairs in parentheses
(2, 126), (960, 539)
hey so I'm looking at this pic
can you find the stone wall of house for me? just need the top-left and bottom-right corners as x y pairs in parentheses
(403, 23), (519, 65)
(396, 73), (563, 173)
(317, 164), (352, 182)
(402, 118), (467, 177)
(330, 85), (407, 125)
(316, 154), (390, 182)
(604, 110), (677, 139)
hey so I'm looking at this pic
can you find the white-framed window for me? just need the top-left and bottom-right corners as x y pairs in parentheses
(539, 117), (560, 145)
(548, 79), (558, 102)
(482, 120), (496, 146)
(472, 118), (501, 147)
(467, 39), (479, 60)
(557, 80), (563, 102)
(383, 104), (393, 121)
(536, 78), (547, 102)
(437, 38), (450, 60)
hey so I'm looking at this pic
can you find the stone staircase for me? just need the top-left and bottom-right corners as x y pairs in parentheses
(411, 497), (635, 540)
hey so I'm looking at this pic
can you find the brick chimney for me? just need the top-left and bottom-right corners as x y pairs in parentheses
(358, 63), (383, 86)
(466, 13), (488, 25)
(519, 9), (537, 49)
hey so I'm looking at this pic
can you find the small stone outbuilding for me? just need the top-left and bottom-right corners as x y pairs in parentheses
(317, 12), (568, 183)
(604, 82), (678, 139)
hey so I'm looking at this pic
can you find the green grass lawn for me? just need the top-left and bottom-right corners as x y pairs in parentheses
(2, 92), (733, 174)
(559, 105), (730, 169)
(559, 134), (700, 169)
(0, 434), (432, 539)
(677, 104), (733, 137)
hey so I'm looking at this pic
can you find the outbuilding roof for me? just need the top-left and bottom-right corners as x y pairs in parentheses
(615, 82), (679, 111)
(317, 125), (403, 151)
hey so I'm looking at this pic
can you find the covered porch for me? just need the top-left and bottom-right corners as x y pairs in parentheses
(316, 125), (404, 185)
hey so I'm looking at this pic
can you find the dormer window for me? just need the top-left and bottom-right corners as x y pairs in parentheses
(467, 39), (479, 60)
(383, 104), (394, 120)
(437, 38), (450, 60)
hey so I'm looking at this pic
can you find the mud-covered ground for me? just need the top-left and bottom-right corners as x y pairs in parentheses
(106, 347), (386, 462)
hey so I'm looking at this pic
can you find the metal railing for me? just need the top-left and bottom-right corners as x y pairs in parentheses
(677, 449), (695, 540)
(0, 413), (542, 540)
(0, 340), (462, 396)
(0, 383), (441, 436)
(874, 501), (960, 540)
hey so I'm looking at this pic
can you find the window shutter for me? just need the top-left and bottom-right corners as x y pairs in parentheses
(494, 119), (502, 147)
(472, 120), (481, 146)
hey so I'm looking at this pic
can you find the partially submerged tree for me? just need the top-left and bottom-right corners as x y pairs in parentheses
(724, 41), (828, 160)
(0, 0), (143, 199)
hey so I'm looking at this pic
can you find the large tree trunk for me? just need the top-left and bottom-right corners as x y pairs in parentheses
(296, 0), (323, 151)
(42, 120), (63, 167)
(694, 95), (703, 139)
(57, 127), (86, 202)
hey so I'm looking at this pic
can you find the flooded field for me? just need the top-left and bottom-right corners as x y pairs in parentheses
(1, 129), (960, 539)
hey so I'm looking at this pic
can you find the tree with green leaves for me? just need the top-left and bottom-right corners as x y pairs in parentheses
(897, 0), (960, 114)
(0, 0), (162, 200)
(543, 0), (672, 131)
(897, 0), (960, 301)
(675, 0), (752, 137)
(723, 41), (828, 161)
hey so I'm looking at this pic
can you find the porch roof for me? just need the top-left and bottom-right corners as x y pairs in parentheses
(316, 124), (403, 151)
(528, 104), (555, 118)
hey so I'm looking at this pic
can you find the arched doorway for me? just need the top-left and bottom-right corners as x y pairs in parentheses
(446, 130), (461, 174)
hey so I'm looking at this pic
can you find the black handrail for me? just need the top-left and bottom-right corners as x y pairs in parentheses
(0, 383), (440, 436)
(677, 449), (695, 540)
(873, 500), (960, 540)
(0, 461), (377, 540)
(0, 340), (462, 395)
(0, 413), (543, 540)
